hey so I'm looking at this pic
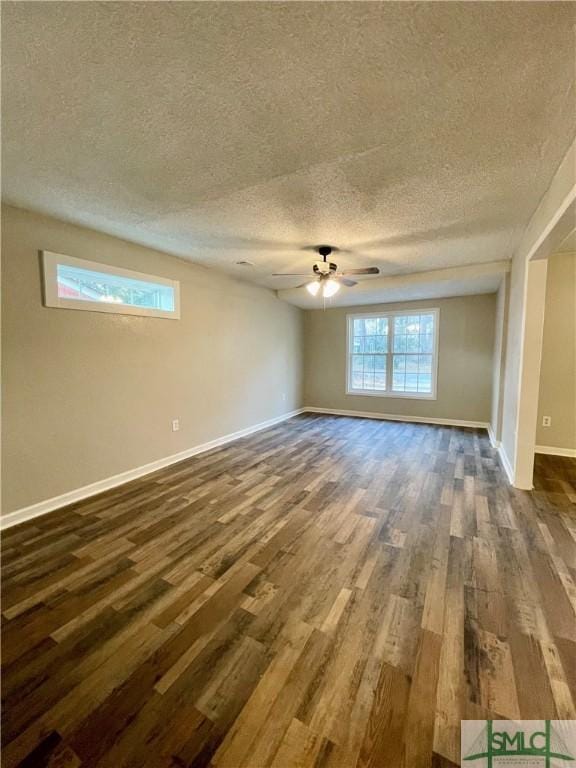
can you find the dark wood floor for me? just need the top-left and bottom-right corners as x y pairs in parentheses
(2, 414), (575, 768)
(533, 452), (576, 508)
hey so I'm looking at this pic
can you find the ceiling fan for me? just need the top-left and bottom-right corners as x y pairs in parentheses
(272, 245), (380, 298)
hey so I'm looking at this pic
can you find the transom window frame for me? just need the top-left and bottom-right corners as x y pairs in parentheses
(42, 251), (180, 320)
(346, 308), (440, 400)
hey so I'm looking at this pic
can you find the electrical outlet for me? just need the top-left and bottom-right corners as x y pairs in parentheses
(172, 419), (180, 432)
(542, 416), (551, 427)
(282, 392), (287, 402)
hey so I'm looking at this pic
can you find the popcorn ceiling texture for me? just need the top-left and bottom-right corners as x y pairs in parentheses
(2, 1), (575, 289)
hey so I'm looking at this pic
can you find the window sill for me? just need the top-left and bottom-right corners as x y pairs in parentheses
(346, 388), (437, 401)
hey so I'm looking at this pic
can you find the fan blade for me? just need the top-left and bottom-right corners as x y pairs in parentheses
(340, 267), (380, 276)
(272, 273), (312, 277)
(336, 277), (358, 287)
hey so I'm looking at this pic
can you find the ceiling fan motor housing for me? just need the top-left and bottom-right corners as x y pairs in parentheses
(313, 260), (337, 275)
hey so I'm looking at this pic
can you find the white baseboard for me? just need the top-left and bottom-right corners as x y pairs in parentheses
(535, 445), (576, 458)
(304, 406), (490, 430)
(487, 424), (501, 449)
(1, 408), (305, 530)
(497, 444), (514, 484)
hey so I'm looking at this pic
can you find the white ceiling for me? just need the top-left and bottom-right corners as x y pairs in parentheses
(2, 2), (575, 305)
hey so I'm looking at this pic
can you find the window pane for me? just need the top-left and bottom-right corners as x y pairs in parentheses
(374, 372), (386, 390)
(353, 318), (365, 336)
(417, 374), (432, 392)
(352, 355), (364, 374)
(394, 316), (408, 334)
(374, 355), (386, 391)
(376, 317), (389, 334)
(364, 318), (378, 335)
(361, 355), (373, 389)
(418, 354), (432, 373)
(365, 336), (376, 353)
(392, 354), (406, 390)
(353, 337), (362, 353)
(406, 334), (420, 352)
(57, 264), (175, 311)
(363, 371), (374, 389)
(374, 335), (387, 353)
(393, 334), (407, 353)
(390, 351), (434, 394)
(405, 373), (418, 391)
(419, 334), (434, 353)
(406, 355), (419, 373)
(420, 314), (434, 334)
(405, 317), (420, 335)
(352, 371), (363, 389)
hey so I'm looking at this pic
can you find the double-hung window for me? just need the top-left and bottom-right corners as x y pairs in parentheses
(347, 309), (439, 399)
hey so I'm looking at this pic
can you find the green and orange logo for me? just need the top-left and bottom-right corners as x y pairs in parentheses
(462, 720), (575, 767)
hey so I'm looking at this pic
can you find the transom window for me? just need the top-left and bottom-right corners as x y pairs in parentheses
(347, 309), (439, 399)
(42, 252), (180, 319)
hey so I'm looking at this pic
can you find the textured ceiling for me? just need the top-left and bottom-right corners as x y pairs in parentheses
(2, 1), (576, 295)
(279, 261), (509, 310)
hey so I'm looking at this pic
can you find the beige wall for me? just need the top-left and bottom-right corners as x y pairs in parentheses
(491, 274), (509, 442)
(500, 139), (576, 486)
(304, 294), (496, 423)
(1, 206), (303, 514)
(500, 246), (529, 471)
(536, 251), (576, 450)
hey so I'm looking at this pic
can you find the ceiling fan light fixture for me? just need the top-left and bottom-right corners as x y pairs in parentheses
(271, 244), (379, 299)
(322, 279), (340, 298)
(306, 280), (321, 296)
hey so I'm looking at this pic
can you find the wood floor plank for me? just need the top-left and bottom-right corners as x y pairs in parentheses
(404, 629), (443, 768)
(2, 415), (575, 767)
(358, 661), (411, 768)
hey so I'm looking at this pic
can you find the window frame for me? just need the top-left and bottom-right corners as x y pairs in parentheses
(346, 308), (439, 400)
(42, 251), (180, 319)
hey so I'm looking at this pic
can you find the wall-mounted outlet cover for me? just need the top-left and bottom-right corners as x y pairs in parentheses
(172, 419), (180, 432)
(542, 416), (552, 427)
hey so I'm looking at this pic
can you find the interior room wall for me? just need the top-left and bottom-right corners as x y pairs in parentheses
(536, 250), (576, 452)
(500, 138), (575, 486)
(1, 205), (304, 515)
(490, 274), (510, 443)
(303, 294), (496, 424)
(500, 245), (530, 474)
